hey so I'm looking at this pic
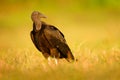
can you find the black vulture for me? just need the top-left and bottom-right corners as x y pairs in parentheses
(30, 11), (74, 63)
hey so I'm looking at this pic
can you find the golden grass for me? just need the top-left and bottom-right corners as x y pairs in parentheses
(0, 41), (120, 80)
(0, 20), (120, 80)
(0, 7), (120, 80)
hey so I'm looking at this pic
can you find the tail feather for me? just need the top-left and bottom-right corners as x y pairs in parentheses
(57, 43), (74, 62)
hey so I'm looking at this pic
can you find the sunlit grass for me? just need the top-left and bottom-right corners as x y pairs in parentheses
(0, 13), (120, 79)
(0, 16), (120, 80)
(0, 23), (120, 79)
(0, 1), (120, 79)
(0, 43), (120, 80)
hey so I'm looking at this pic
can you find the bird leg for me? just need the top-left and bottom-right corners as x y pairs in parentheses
(55, 59), (58, 65)
(47, 57), (51, 65)
(48, 57), (51, 62)
(47, 56), (58, 65)
(50, 48), (60, 58)
(50, 48), (60, 65)
(53, 56), (58, 65)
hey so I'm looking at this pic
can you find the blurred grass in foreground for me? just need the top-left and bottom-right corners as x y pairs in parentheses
(0, 0), (120, 80)
(0, 46), (120, 80)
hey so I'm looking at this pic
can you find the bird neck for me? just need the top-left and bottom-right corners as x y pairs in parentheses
(33, 20), (42, 32)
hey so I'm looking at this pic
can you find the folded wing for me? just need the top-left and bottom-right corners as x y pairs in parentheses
(44, 25), (74, 62)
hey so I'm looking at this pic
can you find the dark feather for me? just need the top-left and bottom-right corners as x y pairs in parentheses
(31, 21), (74, 62)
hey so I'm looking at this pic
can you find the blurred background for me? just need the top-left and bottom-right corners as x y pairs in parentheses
(0, 0), (120, 50)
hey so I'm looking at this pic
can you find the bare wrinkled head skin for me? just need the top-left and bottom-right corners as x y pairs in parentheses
(31, 11), (46, 22)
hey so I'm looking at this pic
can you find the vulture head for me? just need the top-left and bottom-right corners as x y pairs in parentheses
(31, 11), (46, 31)
(31, 11), (46, 22)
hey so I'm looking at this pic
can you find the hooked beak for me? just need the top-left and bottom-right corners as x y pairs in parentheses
(39, 13), (47, 18)
(31, 11), (47, 22)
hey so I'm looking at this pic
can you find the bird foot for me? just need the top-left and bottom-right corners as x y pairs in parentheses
(47, 57), (58, 65)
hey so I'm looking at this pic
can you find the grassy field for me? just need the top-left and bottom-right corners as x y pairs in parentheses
(0, 0), (120, 80)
